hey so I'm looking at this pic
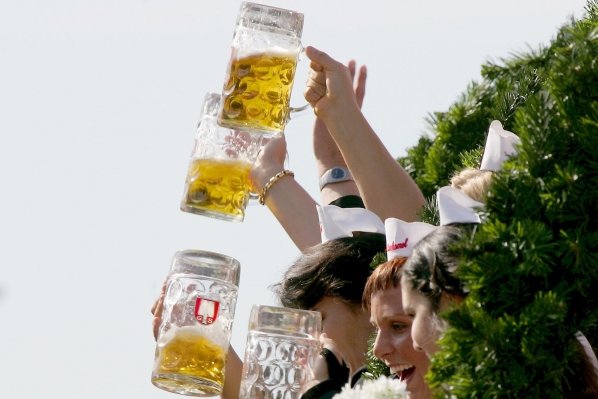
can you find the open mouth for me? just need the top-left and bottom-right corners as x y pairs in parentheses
(397, 366), (415, 382)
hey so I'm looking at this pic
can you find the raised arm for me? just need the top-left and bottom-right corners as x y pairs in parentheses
(315, 60), (365, 207)
(249, 59), (373, 249)
(304, 46), (425, 222)
(250, 136), (320, 251)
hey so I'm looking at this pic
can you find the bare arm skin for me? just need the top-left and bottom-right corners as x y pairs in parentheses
(304, 46), (425, 222)
(250, 136), (321, 251)
(315, 60), (365, 205)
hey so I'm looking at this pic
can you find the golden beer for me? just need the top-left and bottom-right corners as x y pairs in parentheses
(152, 326), (226, 395)
(182, 158), (252, 221)
(219, 50), (298, 134)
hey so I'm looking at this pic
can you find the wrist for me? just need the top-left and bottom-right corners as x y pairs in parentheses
(257, 170), (295, 205)
(250, 163), (285, 192)
(316, 97), (360, 125)
(319, 167), (353, 190)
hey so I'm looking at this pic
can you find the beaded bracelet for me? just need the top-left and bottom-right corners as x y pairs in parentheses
(258, 170), (294, 205)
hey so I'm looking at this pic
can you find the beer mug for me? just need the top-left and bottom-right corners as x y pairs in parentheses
(181, 92), (264, 223)
(239, 305), (322, 399)
(218, 2), (306, 136)
(152, 250), (241, 396)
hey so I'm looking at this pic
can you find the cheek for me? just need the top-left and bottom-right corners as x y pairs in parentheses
(388, 332), (411, 355)
(413, 315), (441, 355)
(414, 352), (431, 375)
(322, 318), (339, 338)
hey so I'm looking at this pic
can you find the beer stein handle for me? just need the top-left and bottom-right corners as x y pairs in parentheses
(248, 192), (259, 201)
(290, 103), (310, 113)
(288, 46), (310, 117)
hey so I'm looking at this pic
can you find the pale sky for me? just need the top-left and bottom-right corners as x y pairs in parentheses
(0, 1), (587, 398)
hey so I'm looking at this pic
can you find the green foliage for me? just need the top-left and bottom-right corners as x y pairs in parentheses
(458, 146), (484, 170)
(419, 194), (440, 226)
(369, 251), (388, 272)
(398, 25), (547, 198)
(414, 81), (495, 197)
(424, 3), (598, 397)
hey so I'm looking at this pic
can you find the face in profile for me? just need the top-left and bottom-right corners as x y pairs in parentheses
(400, 279), (442, 359)
(370, 286), (432, 399)
(311, 296), (372, 368)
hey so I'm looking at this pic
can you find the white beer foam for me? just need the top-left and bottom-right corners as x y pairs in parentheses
(234, 45), (298, 60)
(159, 322), (229, 347)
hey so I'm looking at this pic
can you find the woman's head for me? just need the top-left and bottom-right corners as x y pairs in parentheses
(365, 258), (432, 399)
(274, 233), (385, 370)
(400, 226), (467, 357)
(401, 226), (466, 313)
(275, 233), (385, 310)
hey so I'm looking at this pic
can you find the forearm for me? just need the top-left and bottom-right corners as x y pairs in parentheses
(304, 47), (424, 221)
(313, 119), (362, 204)
(322, 106), (425, 222)
(262, 177), (321, 251)
(252, 165), (321, 251)
(221, 346), (242, 399)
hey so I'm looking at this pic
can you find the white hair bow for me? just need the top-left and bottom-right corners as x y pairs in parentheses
(480, 120), (521, 171)
(317, 205), (385, 243)
(384, 218), (437, 260)
(437, 186), (483, 225)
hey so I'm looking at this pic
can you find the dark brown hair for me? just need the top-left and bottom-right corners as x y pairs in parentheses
(273, 233), (385, 310)
(401, 225), (468, 312)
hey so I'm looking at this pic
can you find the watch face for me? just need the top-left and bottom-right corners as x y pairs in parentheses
(331, 168), (346, 179)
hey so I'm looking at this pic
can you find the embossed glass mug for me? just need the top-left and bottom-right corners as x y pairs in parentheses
(181, 92), (264, 222)
(239, 305), (322, 399)
(151, 250), (240, 396)
(218, 2), (306, 136)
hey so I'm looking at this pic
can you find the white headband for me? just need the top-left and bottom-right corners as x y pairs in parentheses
(317, 205), (384, 243)
(480, 120), (521, 171)
(384, 218), (437, 260)
(437, 186), (483, 225)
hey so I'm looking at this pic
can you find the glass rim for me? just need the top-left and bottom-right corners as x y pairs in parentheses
(237, 1), (304, 38)
(240, 1), (304, 18)
(170, 249), (241, 286)
(248, 304), (321, 339)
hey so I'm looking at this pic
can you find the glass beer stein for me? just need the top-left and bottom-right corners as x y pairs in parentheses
(218, 2), (305, 136)
(239, 305), (322, 399)
(181, 92), (264, 222)
(152, 250), (241, 396)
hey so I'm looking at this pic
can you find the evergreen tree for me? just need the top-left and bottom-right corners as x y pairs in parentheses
(427, 2), (598, 397)
(399, 25), (545, 199)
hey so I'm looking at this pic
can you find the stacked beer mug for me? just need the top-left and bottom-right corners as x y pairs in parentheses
(152, 3), (323, 399)
(180, 2), (306, 223)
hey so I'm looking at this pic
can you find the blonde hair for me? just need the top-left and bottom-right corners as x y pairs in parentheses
(450, 168), (493, 203)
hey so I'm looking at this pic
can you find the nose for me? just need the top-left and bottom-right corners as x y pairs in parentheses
(413, 340), (424, 352)
(373, 329), (392, 360)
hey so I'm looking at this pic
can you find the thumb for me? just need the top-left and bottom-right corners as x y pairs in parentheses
(305, 46), (342, 72)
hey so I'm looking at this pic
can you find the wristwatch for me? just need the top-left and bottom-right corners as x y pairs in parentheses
(319, 167), (353, 190)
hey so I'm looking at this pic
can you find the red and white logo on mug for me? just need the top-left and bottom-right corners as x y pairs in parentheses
(195, 297), (220, 325)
